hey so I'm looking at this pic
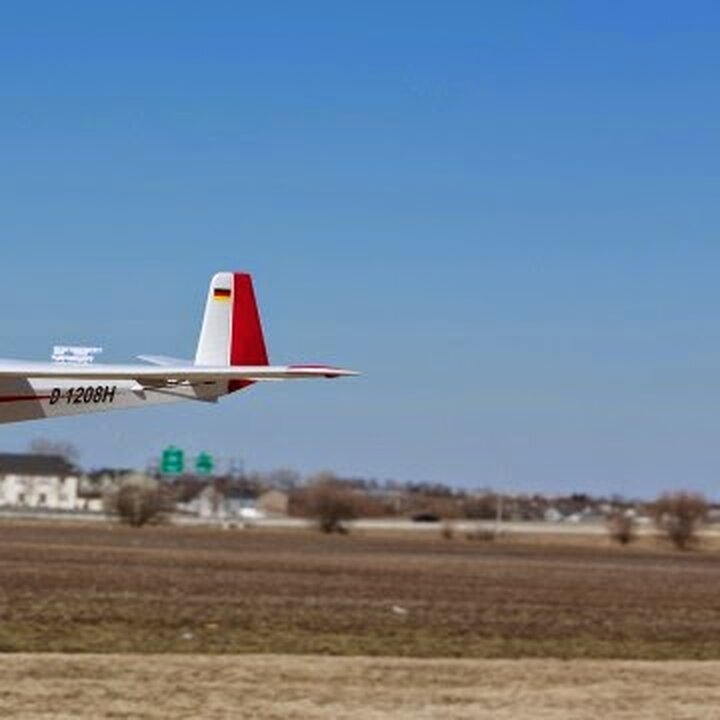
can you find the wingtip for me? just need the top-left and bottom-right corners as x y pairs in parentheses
(324, 369), (360, 379)
(288, 364), (360, 379)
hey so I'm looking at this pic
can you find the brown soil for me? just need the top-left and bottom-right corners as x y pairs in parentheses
(0, 522), (718, 657)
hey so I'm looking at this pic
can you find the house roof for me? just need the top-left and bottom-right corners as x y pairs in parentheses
(85, 468), (135, 482)
(0, 453), (77, 477)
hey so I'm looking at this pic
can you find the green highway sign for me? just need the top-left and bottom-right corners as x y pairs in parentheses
(161, 446), (185, 475)
(195, 452), (214, 475)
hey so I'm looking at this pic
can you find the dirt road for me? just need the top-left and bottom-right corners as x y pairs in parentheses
(0, 655), (717, 719)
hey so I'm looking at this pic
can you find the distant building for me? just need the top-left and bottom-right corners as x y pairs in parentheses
(0, 454), (79, 510)
(544, 507), (564, 523)
(78, 469), (136, 512)
(257, 490), (289, 517)
(178, 484), (265, 521)
(194, 485), (227, 519)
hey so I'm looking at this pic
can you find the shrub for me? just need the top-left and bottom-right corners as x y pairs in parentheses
(298, 475), (360, 534)
(465, 527), (497, 542)
(652, 491), (709, 550)
(606, 509), (637, 546)
(105, 474), (174, 528)
(441, 522), (455, 540)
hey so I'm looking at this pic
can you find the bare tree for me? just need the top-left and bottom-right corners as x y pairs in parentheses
(294, 474), (360, 533)
(266, 468), (302, 491)
(104, 474), (174, 528)
(653, 491), (709, 550)
(606, 508), (637, 546)
(28, 439), (80, 465)
(462, 493), (499, 520)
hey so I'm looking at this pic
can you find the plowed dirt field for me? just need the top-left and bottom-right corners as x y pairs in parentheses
(0, 522), (718, 658)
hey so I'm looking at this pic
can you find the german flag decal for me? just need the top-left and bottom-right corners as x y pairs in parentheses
(213, 288), (232, 301)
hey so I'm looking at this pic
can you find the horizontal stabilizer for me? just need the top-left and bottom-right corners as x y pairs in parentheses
(137, 355), (193, 366)
(0, 359), (358, 382)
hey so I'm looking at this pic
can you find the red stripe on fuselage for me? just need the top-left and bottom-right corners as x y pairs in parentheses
(0, 395), (52, 403)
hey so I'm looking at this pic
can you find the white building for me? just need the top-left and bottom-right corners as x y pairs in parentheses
(0, 454), (79, 510)
(179, 485), (265, 521)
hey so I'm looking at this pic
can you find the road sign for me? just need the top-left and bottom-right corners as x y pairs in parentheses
(161, 446), (185, 475)
(195, 452), (214, 475)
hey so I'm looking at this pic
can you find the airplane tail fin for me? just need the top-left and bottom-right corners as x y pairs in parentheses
(195, 272), (270, 370)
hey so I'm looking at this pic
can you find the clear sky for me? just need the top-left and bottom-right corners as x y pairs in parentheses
(1, 1), (720, 497)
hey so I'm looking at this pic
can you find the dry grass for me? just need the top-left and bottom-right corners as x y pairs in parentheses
(1, 654), (719, 719)
(0, 522), (719, 657)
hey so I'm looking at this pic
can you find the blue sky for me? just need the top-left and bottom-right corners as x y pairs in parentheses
(1, 1), (720, 497)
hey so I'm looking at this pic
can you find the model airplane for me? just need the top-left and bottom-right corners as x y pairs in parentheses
(0, 272), (357, 425)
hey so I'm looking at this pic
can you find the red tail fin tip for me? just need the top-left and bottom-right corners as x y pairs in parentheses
(230, 273), (269, 368)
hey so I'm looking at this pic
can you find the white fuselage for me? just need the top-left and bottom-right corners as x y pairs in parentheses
(0, 377), (226, 425)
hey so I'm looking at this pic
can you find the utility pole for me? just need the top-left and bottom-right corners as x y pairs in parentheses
(495, 492), (504, 536)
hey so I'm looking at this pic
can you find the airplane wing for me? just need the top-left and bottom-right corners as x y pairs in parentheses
(136, 355), (194, 367)
(0, 359), (358, 382)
